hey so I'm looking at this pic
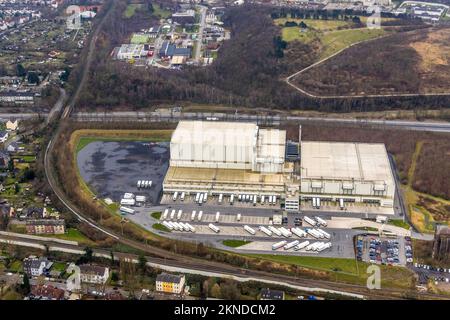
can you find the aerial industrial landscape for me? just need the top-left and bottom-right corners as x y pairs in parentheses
(0, 0), (449, 309)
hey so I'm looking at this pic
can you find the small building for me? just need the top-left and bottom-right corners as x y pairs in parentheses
(0, 151), (11, 168)
(6, 119), (19, 131)
(0, 131), (9, 143)
(0, 91), (35, 105)
(116, 44), (146, 60)
(23, 256), (53, 277)
(29, 284), (65, 300)
(79, 264), (110, 284)
(156, 273), (186, 294)
(25, 219), (65, 235)
(0, 204), (14, 217)
(20, 207), (47, 220)
(171, 10), (196, 25)
(260, 288), (285, 300)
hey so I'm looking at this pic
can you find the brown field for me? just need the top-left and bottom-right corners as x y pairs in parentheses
(292, 27), (450, 96)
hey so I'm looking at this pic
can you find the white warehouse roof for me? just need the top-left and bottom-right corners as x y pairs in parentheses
(301, 141), (394, 183)
(170, 121), (286, 173)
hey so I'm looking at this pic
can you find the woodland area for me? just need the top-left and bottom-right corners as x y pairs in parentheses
(73, 1), (450, 112)
(293, 27), (450, 96)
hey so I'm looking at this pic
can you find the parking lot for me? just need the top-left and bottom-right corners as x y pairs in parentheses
(356, 235), (409, 266)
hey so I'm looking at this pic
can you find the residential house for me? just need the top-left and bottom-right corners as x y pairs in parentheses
(6, 141), (19, 153)
(25, 219), (65, 235)
(23, 256), (53, 277)
(260, 288), (285, 300)
(0, 204), (14, 217)
(0, 151), (10, 168)
(156, 273), (186, 294)
(29, 284), (65, 300)
(79, 264), (110, 284)
(6, 119), (19, 131)
(0, 131), (9, 143)
(19, 207), (47, 220)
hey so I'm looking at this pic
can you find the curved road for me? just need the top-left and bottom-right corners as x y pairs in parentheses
(285, 28), (450, 99)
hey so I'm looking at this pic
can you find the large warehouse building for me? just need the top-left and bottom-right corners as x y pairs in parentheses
(164, 120), (299, 197)
(300, 141), (395, 208)
(163, 121), (396, 213)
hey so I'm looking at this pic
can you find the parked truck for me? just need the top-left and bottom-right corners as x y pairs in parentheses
(259, 226), (272, 236)
(303, 216), (317, 227)
(208, 223), (220, 233)
(120, 198), (135, 206)
(197, 211), (203, 221)
(294, 240), (310, 251)
(268, 226), (282, 236)
(291, 228), (307, 238)
(284, 240), (300, 250)
(272, 240), (288, 250)
(162, 209), (169, 220)
(215, 211), (220, 223)
(315, 216), (327, 227)
(244, 225), (256, 235)
(119, 206), (135, 215)
(177, 209), (182, 220)
(191, 210), (196, 221)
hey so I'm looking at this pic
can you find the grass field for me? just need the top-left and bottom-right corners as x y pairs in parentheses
(130, 33), (150, 44)
(41, 228), (95, 245)
(274, 18), (351, 31)
(153, 5), (171, 19)
(319, 28), (386, 59)
(152, 223), (171, 232)
(151, 212), (162, 219)
(247, 254), (415, 288)
(388, 219), (411, 230)
(74, 129), (173, 153)
(124, 4), (142, 18)
(222, 239), (251, 248)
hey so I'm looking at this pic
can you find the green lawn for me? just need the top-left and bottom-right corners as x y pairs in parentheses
(131, 33), (150, 44)
(153, 5), (171, 19)
(388, 219), (411, 230)
(319, 28), (386, 58)
(124, 4), (142, 18)
(152, 223), (171, 232)
(41, 228), (94, 245)
(8, 260), (22, 273)
(222, 240), (252, 248)
(151, 211), (162, 219)
(352, 227), (378, 232)
(275, 18), (351, 31)
(51, 262), (67, 273)
(245, 254), (415, 288)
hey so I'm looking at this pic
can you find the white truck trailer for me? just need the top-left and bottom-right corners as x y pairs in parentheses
(197, 211), (203, 221)
(244, 225), (256, 235)
(172, 191), (178, 201)
(284, 240), (300, 250)
(170, 209), (176, 220)
(291, 228), (307, 238)
(120, 198), (136, 206)
(180, 192), (185, 201)
(303, 216), (317, 227)
(119, 206), (135, 214)
(162, 209), (169, 220)
(272, 240), (288, 250)
(191, 210), (196, 221)
(268, 226), (282, 236)
(236, 213), (241, 222)
(163, 221), (174, 230)
(316, 229), (331, 239)
(135, 195), (146, 203)
(123, 193), (135, 199)
(230, 194), (234, 205)
(177, 209), (183, 220)
(218, 193), (223, 204)
(215, 211), (220, 223)
(294, 240), (310, 251)
(279, 227), (292, 237)
(259, 226), (272, 236)
(208, 223), (220, 233)
(315, 217), (327, 227)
